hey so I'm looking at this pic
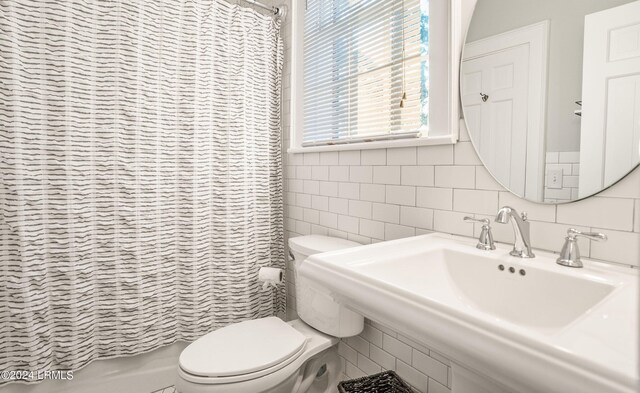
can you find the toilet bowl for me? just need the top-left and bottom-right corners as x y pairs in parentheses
(176, 235), (364, 393)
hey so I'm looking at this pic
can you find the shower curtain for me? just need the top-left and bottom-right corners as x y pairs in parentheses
(0, 0), (284, 373)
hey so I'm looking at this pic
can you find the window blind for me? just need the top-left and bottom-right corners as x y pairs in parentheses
(303, 0), (429, 147)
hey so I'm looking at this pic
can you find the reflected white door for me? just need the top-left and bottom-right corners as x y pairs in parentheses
(462, 44), (529, 196)
(579, 1), (640, 198)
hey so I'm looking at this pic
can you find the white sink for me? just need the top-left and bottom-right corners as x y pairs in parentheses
(300, 233), (639, 393)
(351, 247), (615, 333)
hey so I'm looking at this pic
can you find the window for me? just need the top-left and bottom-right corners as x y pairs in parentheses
(302, 0), (430, 147)
(288, 0), (461, 152)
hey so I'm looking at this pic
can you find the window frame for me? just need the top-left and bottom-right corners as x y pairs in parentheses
(289, 0), (462, 153)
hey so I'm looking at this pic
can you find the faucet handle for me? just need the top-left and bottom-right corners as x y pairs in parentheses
(557, 228), (607, 268)
(464, 217), (496, 251)
(464, 216), (490, 225)
(566, 228), (607, 242)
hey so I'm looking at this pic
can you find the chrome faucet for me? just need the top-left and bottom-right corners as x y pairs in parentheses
(463, 217), (496, 250)
(556, 228), (607, 268)
(495, 206), (535, 258)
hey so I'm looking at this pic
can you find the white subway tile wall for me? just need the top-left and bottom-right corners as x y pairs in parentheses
(284, 139), (639, 272)
(275, 2), (639, 392)
(544, 151), (581, 202)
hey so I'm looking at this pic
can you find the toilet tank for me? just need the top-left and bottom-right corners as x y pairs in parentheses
(288, 235), (364, 337)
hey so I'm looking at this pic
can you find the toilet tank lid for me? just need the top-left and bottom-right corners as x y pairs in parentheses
(288, 235), (360, 256)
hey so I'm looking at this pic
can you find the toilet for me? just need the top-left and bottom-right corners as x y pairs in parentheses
(176, 235), (364, 393)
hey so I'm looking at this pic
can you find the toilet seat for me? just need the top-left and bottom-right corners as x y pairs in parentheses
(179, 317), (307, 384)
(176, 319), (340, 392)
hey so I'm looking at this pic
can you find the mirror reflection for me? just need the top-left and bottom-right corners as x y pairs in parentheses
(461, 0), (640, 203)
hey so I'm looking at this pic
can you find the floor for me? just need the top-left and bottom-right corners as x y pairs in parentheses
(151, 386), (177, 393)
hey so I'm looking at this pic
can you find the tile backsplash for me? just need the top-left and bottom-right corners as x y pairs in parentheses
(544, 151), (581, 203)
(338, 319), (452, 393)
(273, 1), (639, 391)
(284, 140), (639, 269)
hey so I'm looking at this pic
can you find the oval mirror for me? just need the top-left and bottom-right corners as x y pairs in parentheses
(461, 0), (640, 203)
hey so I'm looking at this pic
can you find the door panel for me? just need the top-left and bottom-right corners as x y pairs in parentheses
(604, 75), (640, 185)
(461, 44), (529, 196)
(579, 1), (640, 198)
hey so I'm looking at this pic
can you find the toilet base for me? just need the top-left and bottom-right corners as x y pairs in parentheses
(176, 369), (299, 393)
(299, 347), (341, 393)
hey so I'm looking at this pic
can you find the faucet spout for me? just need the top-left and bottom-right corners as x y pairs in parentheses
(495, 206), (535, 258)
(495, 208), (511, 224)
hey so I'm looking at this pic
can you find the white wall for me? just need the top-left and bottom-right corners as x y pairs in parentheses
(278, 1), (639, 391)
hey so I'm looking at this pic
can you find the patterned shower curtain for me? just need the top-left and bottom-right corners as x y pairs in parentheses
(0, 0), (284, 374)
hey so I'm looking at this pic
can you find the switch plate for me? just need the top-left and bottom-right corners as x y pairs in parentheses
(547, 169), (563, 189)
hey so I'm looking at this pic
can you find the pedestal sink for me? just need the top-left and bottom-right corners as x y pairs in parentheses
(299, 233), (639, 393)
(349, 246), (615, 333)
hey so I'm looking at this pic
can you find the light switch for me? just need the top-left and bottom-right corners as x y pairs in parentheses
(547, 169), (563, 189)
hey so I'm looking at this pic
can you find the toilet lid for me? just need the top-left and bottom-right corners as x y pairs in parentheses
(179, 317), (307, 378)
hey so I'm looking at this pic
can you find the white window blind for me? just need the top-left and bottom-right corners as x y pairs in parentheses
(303, 0), (430, 147)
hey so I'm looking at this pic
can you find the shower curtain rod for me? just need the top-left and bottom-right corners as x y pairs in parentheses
(239, 0), (285, 17)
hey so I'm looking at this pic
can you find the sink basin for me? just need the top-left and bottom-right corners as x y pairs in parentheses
(300, 233), (639, 393)
(351, 247), (615, 333)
